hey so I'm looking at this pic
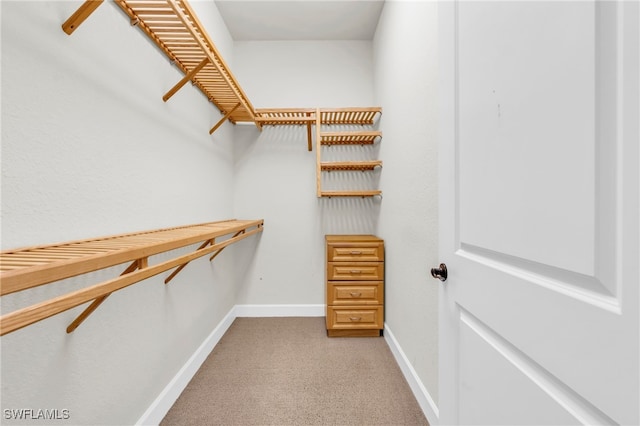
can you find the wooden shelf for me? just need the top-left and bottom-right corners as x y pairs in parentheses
(320, 131), (382, 146)
(255, 108), (316, 125)
(114, 0), (257, 127)
(255, 108), (381, 126)
(319, 190), (382, 198)
(64, 0), (257, 132)
(318, 108), (381, 125)
(0, 219), (263, 335)
(320, 161), (382, 171)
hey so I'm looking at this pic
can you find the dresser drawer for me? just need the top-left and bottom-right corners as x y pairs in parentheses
(327, 242), (384, 262)
(327, 281), (383, 305)
(327, 262), (384, 281)
(326, 306), (384, 330)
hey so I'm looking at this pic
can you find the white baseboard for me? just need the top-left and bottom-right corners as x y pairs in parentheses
(234, 304), (324, 317)
(384, 323), (440, 425)
(135, 307), (237, 426)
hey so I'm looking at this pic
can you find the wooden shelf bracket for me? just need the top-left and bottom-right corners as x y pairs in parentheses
(66, 257), (147, 333)
(209, 230), (244, 261)
(62, 0), (104, 35)
(210, 103), (241, 135)
(163, 58), (210, 102)
(164, 239), (213, 284)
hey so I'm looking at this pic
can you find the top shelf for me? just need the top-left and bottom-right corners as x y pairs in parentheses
(256, 108), (382, 126)
(113, 0), (257, 125)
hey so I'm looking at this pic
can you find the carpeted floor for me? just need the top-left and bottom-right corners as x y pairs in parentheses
(161, 317), (428, 426)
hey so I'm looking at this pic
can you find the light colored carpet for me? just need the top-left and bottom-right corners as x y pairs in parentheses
(161, 317), (428, 426)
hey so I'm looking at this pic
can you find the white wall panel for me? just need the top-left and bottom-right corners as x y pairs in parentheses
(373, 0), (440, 411)
(232, 40), (375, 305)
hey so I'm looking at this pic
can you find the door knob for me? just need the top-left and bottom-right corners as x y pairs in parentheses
(431, 263), (448, 282)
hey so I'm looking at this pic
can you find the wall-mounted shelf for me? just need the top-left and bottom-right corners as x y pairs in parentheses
(0, 219), (263, 336)
(114, 0), (258, 132)
(63, 0), (258, 134)
(320, 161), (382, 172)
(320, 190), (382, 198)
(256, 108), (382, 151)
(256, 108), (381, 126)
(319, 131), (382, 146)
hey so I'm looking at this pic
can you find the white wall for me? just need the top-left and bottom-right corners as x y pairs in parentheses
(373, 0), (440, 408)
(232, 41), (377, 305)
(0, 2), (246, 424)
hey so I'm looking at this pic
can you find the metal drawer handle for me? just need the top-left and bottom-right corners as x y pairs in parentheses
(350, 270), (362, 274)
(350, 292), (362, 297)
(349, 317), (362, 322)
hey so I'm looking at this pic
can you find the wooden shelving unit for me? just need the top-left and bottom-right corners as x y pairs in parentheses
(0, 219), (263, 336)
(315, 108), (383, 198)
(61, 2), (384, 197)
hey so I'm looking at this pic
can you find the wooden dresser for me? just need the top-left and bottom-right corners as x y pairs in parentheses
(325, 235), (384, 337)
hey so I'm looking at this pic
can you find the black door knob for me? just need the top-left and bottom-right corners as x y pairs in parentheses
(431, 263), (447, 282)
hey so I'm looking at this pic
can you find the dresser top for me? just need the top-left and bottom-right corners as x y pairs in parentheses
(325, 235), (383, 242)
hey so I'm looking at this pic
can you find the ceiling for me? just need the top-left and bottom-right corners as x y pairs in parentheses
(214, 0), (385, 41)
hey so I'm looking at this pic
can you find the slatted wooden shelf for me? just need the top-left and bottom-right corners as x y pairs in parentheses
(320, 161), (382, 171)
(0, 219), (263, 336)
(320, 131), (382, 146)
(254, 108), (382, 151)
(255, 108), (381, 126)
(64, 0), (258, 133)
(318, 108), (381, 125)
(255, 108), (316, 125)
(114, 0), (257, 130)
(320, 190), (382, 198)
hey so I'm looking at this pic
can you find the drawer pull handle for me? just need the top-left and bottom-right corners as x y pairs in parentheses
(350, 251), (362, 255)
(350, 270), (362, 274)
(349, 317), (362, 322)
(350, 292), (362, 297)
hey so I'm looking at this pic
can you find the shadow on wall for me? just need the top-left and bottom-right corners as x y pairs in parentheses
(233, 124), (311, 168)
(319, 196), (381, 235)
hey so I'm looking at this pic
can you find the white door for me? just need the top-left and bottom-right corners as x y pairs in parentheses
(437, 1), (638, 425)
